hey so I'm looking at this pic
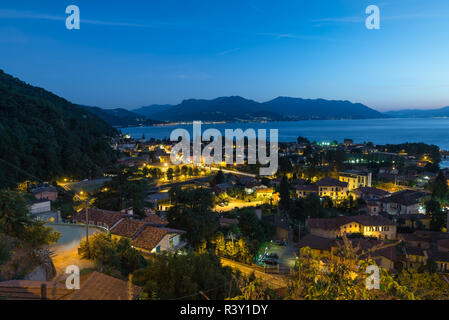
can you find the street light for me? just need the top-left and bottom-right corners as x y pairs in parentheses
(75, 191), (92, 259)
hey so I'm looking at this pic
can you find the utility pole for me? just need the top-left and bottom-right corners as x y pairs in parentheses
(85, 198), (90, 259)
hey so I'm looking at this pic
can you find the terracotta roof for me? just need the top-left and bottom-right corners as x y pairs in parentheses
(438, 239), (449, 250)
(429, 250), (449, 263)
(380, 190), (429, 206)
(219, 218), (239, 226)
(316, 177), (348, 188)
(30, 185), (57, 194)
(297, 234), (335, 251)
(110, 219), (146, 238)
(72, 208), (123, 228)
(141, 214), (168, 226)
(0, 280), (71, 300)
(308, 216), (352, 230)
(354, 187), (390, 198)
(68, 272), (142, 300)
(308, 214), (394, 231)
(351, 215), (395, 227)
(131, 226), (170, 251)
(295, 184), (318, 191)
(405, 246), (426, 256)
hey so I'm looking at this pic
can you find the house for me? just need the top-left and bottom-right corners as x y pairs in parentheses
(380, 190), (429, 215)
(131, 225), (185, 254)
(68, 272), (142, 300)
(255, 188), (279, 201)
(297, 234), (399, 271)
(219, 218), (239, 228)
(146, 192), (170, 211)
(364, 200), (381, 216)
(353, 187), (390, 200)
(29, 199), (51, 214)
(395, 214), (431, 230)
(215, 182), (234, 194)
(30, 184), (58, 201)
(108, 215), (184, 254)
(339, 170), (372, 191)
(397, 231), (449, 272)
(295, 184), (318, 198)
(307, 214), (396, 240)
(316, 177), (349, 201)
(110, 219), (146, 239)
(141, 213), (169, 226)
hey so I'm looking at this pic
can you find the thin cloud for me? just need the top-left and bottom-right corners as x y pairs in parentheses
(257, 32), (336, 42)
(0, 8), (154, 28)
(313, 13), (449, 25)
(218, 48), (240, 55)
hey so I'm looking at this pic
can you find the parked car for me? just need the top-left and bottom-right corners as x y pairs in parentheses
(275, 240), (287, 246)
(266, 253), (279, 260)
(262, 258), (278, 266)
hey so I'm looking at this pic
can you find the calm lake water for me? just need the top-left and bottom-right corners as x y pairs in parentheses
(121, 118), (449, 150)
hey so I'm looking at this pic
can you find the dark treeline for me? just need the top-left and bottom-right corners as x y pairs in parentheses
(0, 70), (118, 187)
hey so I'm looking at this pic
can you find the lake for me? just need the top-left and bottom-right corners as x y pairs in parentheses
(120, 118), (449, 150)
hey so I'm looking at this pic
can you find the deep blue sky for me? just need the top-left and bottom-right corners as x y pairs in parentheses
(1, 0), (448, 111)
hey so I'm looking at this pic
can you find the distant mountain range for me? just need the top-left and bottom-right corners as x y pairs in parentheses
(132, 96), (386, 122)
(384, 106), (449, 118)
(82, 106), (165, 127)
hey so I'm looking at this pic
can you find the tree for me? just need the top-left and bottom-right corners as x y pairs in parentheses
(132, 252), (237, 300)
(79, 233), (146, 276)
(237, 238), (252, 264)
(167, 187), (218, 248)
(297, 136), (310, 144)
(279, 175), (290, 211)
(432, 171), (448, 203)
(22, 221), (61, 247)
(290, 237), (414, 300)
(166, 168), (174, 181)
(426, 199), (446, 231)
(396, 268), (449, 300)
(0, 189), (33, 237)
(93, 167), (150, 217)
(238, 209), (266, 243)
(226, 240), (239, 260)
(211, 170), (225, 186)
(211, 233), (226, 256)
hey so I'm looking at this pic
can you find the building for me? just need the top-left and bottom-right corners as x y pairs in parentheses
(0, 271), (142, 300)
(297, 234), (399, 271)
(380, 190), (429, 215)
(315, 177), (349, 201)
(353, 187), (390, 201)
(72, 208), (123, 229)
(255, 188), (279, 201)
(307, 214), (396, 240)
(30, 184), (58, 201)
(394, 214), (431, 230)
(295, 184), (318, 198)
(107, 215), (184, 254)
(339, 170), (372, 191)
(131, 226), (185, 254)
(29, 199), (51, 214)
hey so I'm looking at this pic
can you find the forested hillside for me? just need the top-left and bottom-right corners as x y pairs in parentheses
(0, 70), (118, 187)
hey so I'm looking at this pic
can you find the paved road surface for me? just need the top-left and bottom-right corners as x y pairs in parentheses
(220, 258), (290, 289)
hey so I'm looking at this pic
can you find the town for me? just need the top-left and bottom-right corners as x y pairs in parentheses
(1, 132), (449, 300)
